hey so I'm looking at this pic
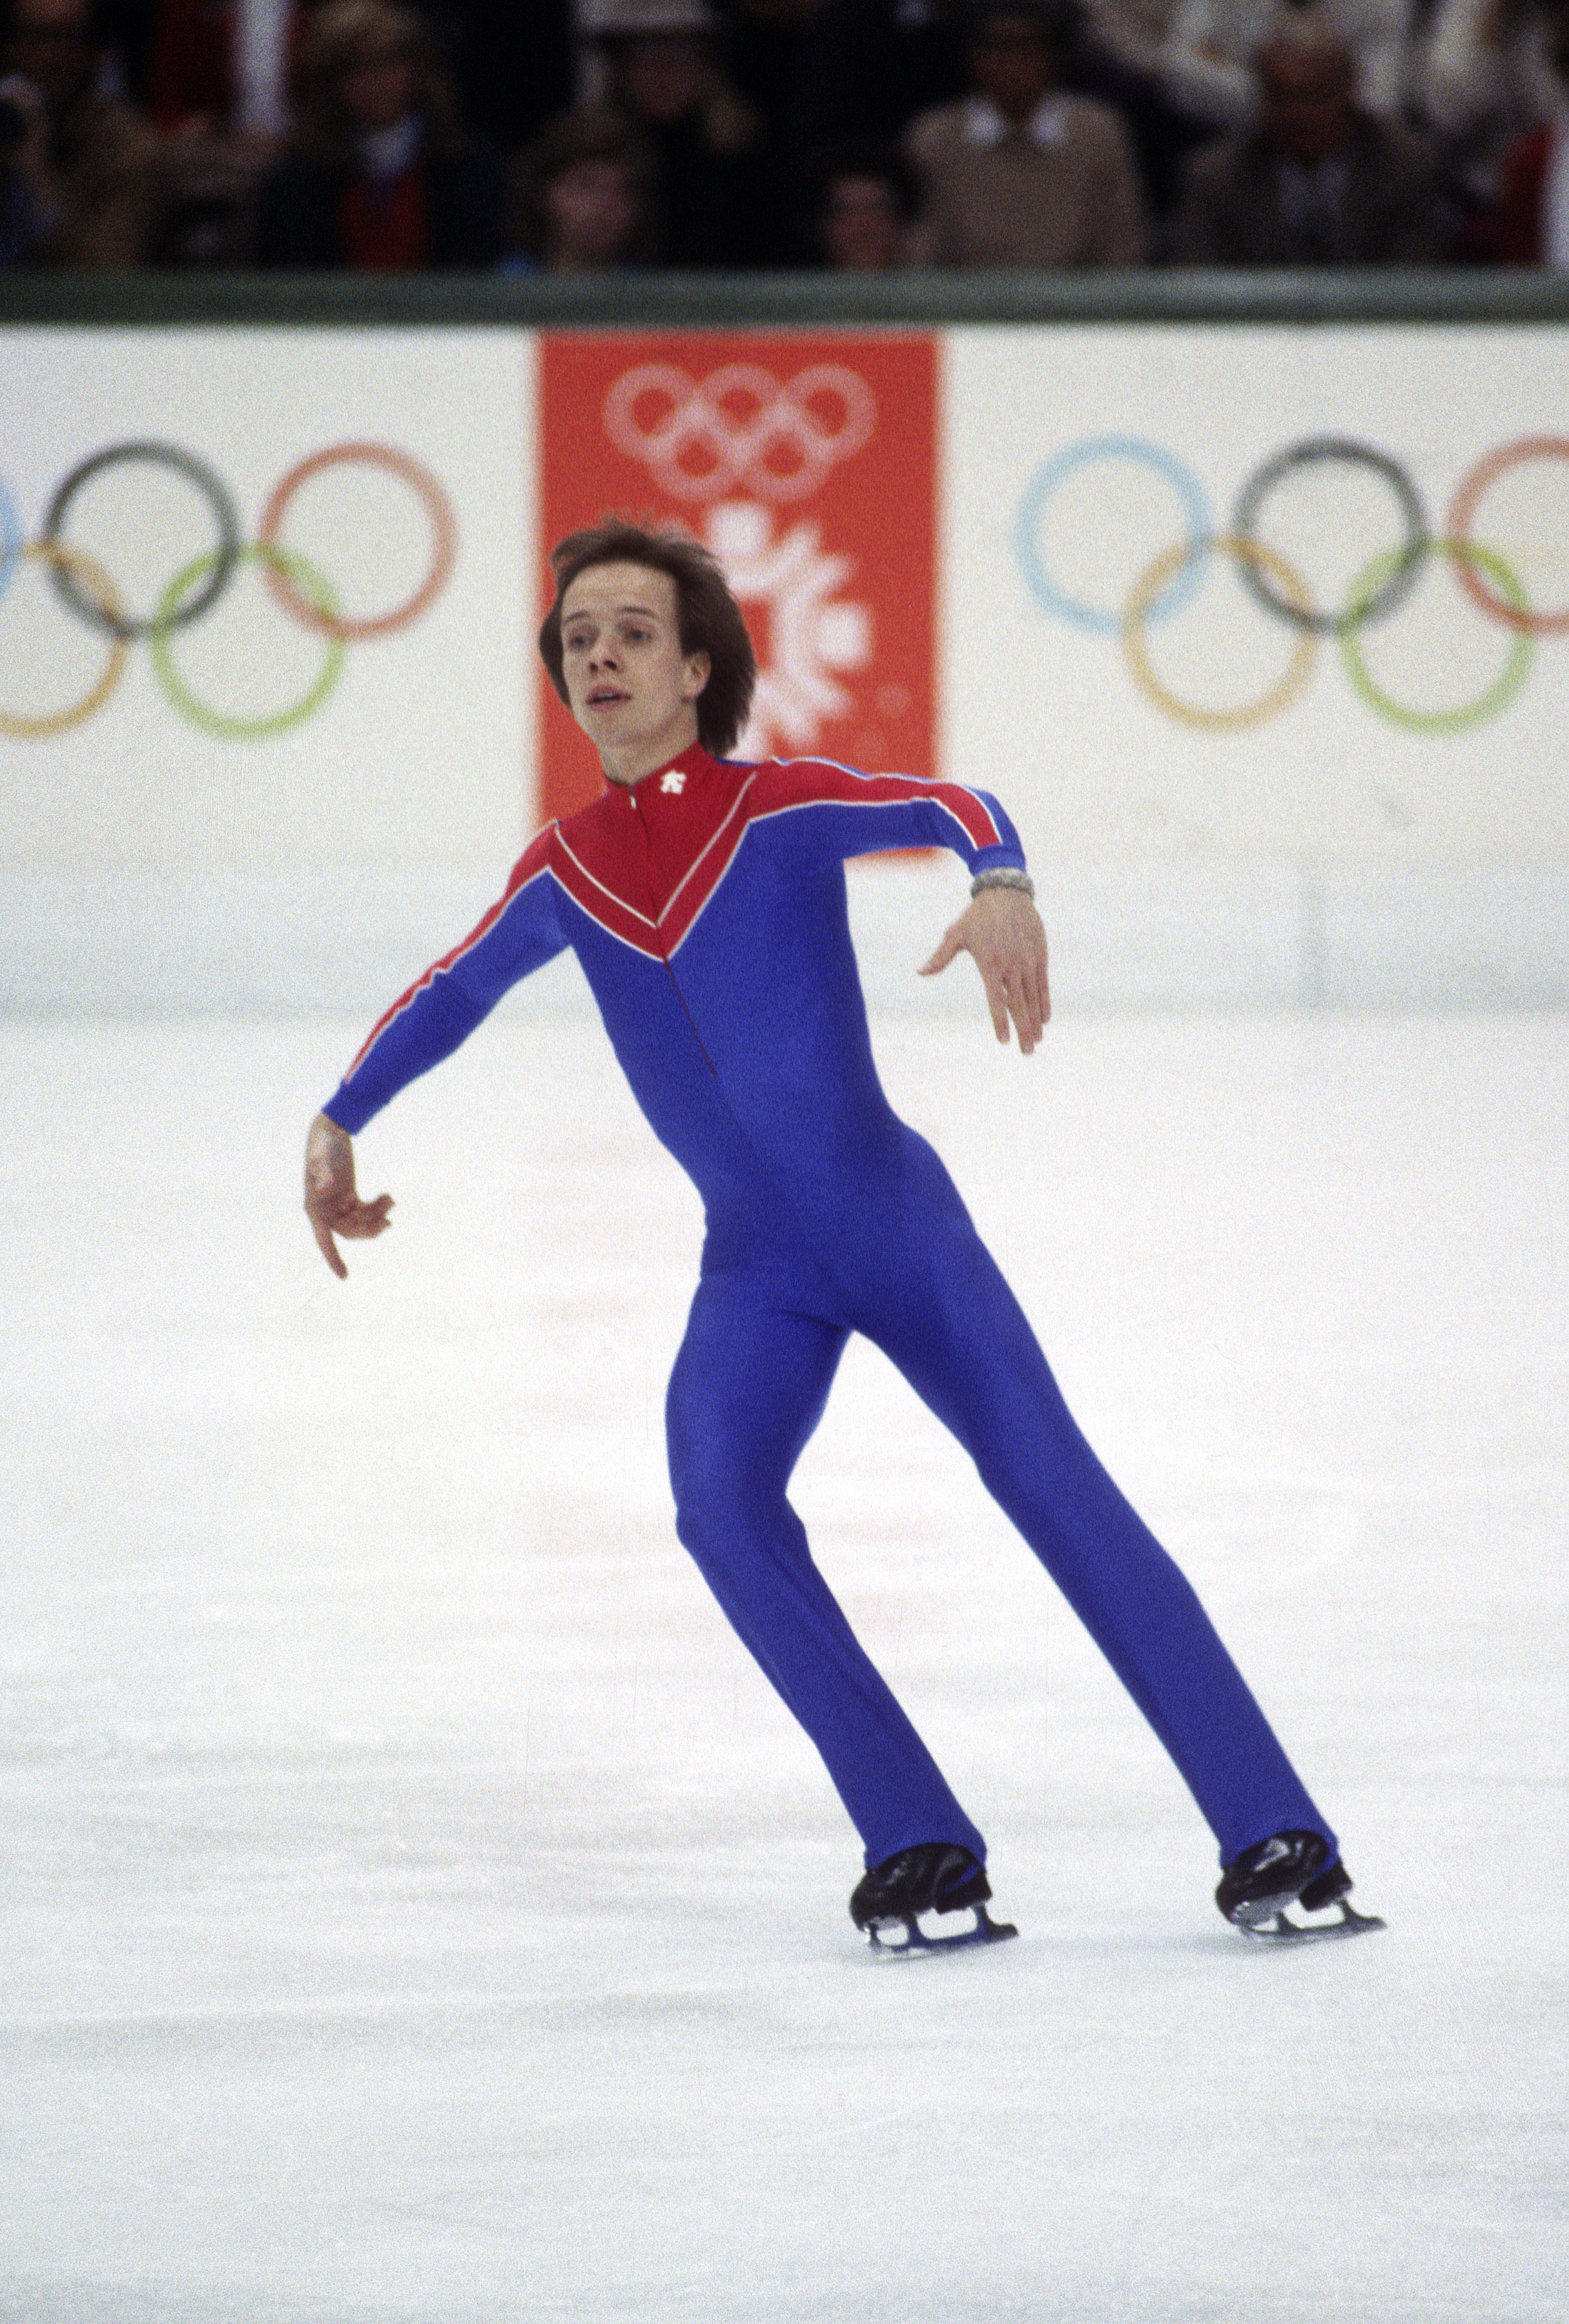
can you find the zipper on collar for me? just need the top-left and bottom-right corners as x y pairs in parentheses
(624, 782), (719, 1081)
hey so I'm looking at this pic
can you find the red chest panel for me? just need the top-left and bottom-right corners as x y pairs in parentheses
(549, 746), (755, 963)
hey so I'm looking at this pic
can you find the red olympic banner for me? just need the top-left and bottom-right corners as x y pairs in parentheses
(537, 331), (939, 826)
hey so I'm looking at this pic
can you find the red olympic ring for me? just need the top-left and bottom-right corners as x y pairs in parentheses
(1446, 437), (1569, 637)
(258, 443), (458, 643)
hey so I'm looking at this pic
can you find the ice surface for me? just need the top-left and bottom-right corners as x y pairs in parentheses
(2, 1009), (1566, 2323)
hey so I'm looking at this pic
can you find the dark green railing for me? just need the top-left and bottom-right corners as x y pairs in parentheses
(3, 267), (1568, 330)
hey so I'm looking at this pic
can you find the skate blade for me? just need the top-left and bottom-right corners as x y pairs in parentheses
(866, 1904), (1019, 1958)
(1235, 1901), (1387, 1944)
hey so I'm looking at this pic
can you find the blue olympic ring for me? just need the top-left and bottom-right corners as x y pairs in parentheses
(1013, 436), (1212, 637)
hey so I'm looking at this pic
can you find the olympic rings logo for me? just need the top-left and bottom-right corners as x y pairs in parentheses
(1012, 434), (1569, 733)
(0, 440), (457, 740)
(602, 363), (877, 504)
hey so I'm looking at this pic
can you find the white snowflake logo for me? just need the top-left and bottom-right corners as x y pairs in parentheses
(661, 769), (687, 793)
(703, 501), (871, 760)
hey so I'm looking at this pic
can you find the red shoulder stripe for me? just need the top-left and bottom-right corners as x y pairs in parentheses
(750, 757), (1005, 851)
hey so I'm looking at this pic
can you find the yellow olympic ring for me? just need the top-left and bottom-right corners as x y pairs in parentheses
(0, 541), (130, 739)
(1121, 535), (1317, 733)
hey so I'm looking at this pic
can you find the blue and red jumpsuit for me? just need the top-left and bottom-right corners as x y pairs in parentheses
(323, 741), (1336, 1875)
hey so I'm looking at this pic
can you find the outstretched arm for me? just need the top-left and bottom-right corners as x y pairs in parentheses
(919, 883), (1051, 1054)
(303, 1112), (394, 1278)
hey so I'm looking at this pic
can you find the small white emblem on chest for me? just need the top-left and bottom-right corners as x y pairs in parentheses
(661, 770), (686, 794)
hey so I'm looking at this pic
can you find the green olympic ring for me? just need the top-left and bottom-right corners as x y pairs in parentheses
(148, 544), (346, 740)
(1337, 539), (1534, 737)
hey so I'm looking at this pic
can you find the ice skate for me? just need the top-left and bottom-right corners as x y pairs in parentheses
(1216, 1830), (1385, 1942)
(850, 1842), (1018, 1956)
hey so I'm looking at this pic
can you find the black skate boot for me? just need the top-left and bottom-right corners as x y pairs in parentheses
(1216, 1830), (1385, 1943)
(850, 1843), (1018, 1956)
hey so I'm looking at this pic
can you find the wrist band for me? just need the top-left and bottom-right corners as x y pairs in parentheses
(970, 867), (1036, 901)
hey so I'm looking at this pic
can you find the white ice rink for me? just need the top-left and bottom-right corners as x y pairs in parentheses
(3, 996), (1566, 2323)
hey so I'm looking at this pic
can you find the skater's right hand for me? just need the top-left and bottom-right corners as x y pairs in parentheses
(303, 1112), (393, 1278)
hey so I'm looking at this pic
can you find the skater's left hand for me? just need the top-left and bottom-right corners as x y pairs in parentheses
(919, 887), (1051, 1054)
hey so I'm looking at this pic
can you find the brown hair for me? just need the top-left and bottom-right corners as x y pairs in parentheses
(510, 109), (662, 265)
(538, 516), (757, 757)
(291, 0), (466, 165)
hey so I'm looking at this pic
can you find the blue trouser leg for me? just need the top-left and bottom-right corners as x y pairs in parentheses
(854, 1163), (1337, 1871)
(665, 1268), (988, 1870)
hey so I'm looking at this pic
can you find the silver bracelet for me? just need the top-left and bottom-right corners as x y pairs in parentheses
(970, 867), (1035, 901)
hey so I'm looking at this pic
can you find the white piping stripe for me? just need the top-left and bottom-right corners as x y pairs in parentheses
(552, 876), (666, 960)
(757, 759), (1007, 849)
(555, 782), (1015, 967)
(662, 822), (753, 959)
(555, 831), (657, 928)
(657, 771), (757, 924)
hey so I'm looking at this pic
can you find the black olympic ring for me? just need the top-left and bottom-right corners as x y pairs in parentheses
(2, 438), (457, 739)
(43, 440), (242, 642)
(1230, 438), (1430, 637)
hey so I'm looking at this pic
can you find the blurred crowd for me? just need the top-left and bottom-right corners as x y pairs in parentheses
(3, 0), (1568, 273)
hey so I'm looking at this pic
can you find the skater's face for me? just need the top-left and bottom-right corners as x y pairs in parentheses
(559, 562), (711, 784)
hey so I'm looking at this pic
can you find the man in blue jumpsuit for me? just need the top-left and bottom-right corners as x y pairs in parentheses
(305, 519), (1375, 1948)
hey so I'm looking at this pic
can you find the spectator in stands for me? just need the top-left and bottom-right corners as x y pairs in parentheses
(1169, 12), (1442, 258)
(1160, 0), (1412, 130)
(801, 136), (921, 265)
(0, 68), (51, 255)
(1468, 0), (1569, 256)
(505, 107), (662, 270)
(0, 0), (165, 262)
(140, 1), (313, 265)
(146, 0), (303, 140)
(586, 0), (780, 264)
(903, 0), (1149, 263)
(1415, 0), (1563, 223)
(254, 0), (504, 268)
(728, 0), (1207, 221)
